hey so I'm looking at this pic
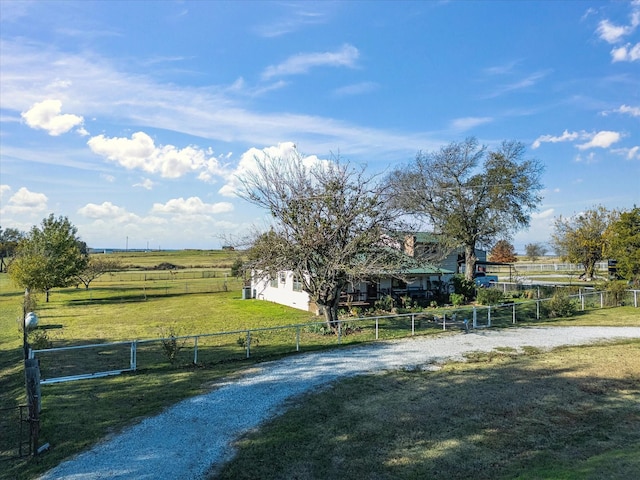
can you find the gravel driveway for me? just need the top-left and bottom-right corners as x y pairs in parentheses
(38, 326), (640, 480)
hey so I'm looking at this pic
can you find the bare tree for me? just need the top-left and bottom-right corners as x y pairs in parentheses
(524, 242), (547, 262)
(388, 138), (544, 281)
(75, 256), (123, 289)
(238, 152), (412, 330)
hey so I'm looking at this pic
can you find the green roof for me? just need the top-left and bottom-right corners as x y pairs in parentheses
(403, 266), (454, 275)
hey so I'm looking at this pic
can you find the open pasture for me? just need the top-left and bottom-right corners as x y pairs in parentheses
(0, 249), (638, 479)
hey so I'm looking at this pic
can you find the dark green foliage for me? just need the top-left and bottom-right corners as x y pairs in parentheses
(450, 293), (465, 306)
(476, 288), (505, 306)
(544, 292), (577, 318)
(451, 274), (475, 301)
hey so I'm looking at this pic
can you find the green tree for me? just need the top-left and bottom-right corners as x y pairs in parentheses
(550, 205), (618, 281)
(239, 153), (412, 331)
(606, 206), (640, 285)
(0, 226), (24, 272)
(489, 240), (518, 263)
(524, 242), (547, 262)
(8, 214), (88, 301)
(388, 138), (543, 281)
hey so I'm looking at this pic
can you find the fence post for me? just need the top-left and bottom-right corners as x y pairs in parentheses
(581, 294), (585, 311)
(194, 336), (199, 364)
(411, 314), (415, 336)
(512, 304), (516, 324)
(472, 307), (477, 328)
(130, 341), (137, 371)
(338, 322), (342, 345)
(600, 292), (604, 308)
(375, 317), (379, 340)
(536, 300), (540, 320)
(487, 307), (491, 327)
(443, 313), (446, 331)
(635, 290), (638, 308)
(296, 326), (300, 352)
(246, 331), (251, 358)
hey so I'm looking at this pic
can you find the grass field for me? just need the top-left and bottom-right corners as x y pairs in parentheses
(0, 250), (638, 479)
(214, 340), (640, 480)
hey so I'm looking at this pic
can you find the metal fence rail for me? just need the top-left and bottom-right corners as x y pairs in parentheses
(30, 290), (639, 385)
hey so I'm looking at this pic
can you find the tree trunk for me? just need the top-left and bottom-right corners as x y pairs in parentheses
(465, 244), (478, 282)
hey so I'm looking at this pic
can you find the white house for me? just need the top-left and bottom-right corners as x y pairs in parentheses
(249, 233), (489, 314)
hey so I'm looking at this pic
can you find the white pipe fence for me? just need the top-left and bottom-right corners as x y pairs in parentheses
(30, 290), (639, 385)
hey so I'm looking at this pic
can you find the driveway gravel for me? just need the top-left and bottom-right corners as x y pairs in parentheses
(38, 326), (640, 480)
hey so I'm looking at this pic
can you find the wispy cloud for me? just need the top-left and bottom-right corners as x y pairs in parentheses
(601, 104), (640, 117)
(1, 38), (437, 163)
(332, 82), (379, 97)
(253, 5), (331, 38)
(483, 70), (551, 98)
(450, 116), (493, 132)
(261, 44), (359, 80)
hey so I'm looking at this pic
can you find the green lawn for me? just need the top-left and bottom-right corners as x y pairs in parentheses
(1, 252), (639, 480)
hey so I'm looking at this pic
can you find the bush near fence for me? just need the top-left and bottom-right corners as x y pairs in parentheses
(30, 289), (640, 385)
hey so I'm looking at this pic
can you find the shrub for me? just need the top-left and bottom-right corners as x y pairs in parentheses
(476, 288), (505, 306)
(28, 329), (53, 350)
(601, 280), (628, 306)
(449, 293), (465, 306)
(158, 324), (188, 365)
(374, 295), (395, 312)
(544, 292), (577, 318)
(451, 274), (475, 301)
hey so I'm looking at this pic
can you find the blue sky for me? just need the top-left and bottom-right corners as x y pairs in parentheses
(1, 0), (639, 252)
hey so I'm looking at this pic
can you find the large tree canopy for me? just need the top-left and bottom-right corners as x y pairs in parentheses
(605, 206), (640, 285)
(0, 226), (24, 272)
(550, 205), (618, 281)
(388, 138), (543, 281)
(239, 152), (412, 330)
(8, 214), (88, 301)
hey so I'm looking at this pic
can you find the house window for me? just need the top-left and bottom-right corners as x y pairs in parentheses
(270, 276), (278, 288)
(292, 275), (303, 292)
(279, 272), (286, 284)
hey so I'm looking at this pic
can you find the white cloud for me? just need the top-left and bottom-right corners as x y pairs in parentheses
(261, 44), (359, 79)
(533, 130), (622, 151)
(576, 130), (621, 150)
(78, 201), (139, 222)
(218, 142), (328, 197)
(611, 42), (640, 62)
(87, 132), (225, 179)
(532, 130), (581, 149)
(612, 146), (640, 160)
(597, 19), (634, 44)
(574, 152), (597, 164)
(602, 104), (640, 117)
(133, 178), (155, 190)
(1, 187), (48, 215)
(21, 99), (84, 136)
(151, 197), (234, 215)
(531, 208), (555, 220)
(450, 117), (493, 131)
